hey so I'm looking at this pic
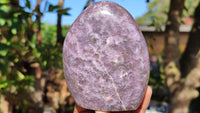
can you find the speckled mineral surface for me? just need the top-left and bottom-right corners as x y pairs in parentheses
(63, 1), (150, 111)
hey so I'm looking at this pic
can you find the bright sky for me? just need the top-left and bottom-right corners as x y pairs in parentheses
(20, 0), (150, 25)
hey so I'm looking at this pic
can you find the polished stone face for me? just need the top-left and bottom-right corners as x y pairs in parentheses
(63, 1), (149, 111)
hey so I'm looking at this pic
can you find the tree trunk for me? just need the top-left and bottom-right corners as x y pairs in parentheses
(180, 3), (200, 78)
(56, 0), (64, 45)
(164, 0), (185, 113)
(164, 0), (185, 65)
(164, 0), (185, 92)
(36, 0), (42, 45)
(34, 1), (43, 111)
(165, 1), (200, 113)
(179, 2), (200, 113)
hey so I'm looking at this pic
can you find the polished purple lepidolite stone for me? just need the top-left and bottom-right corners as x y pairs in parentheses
(63, 1), (150, 111)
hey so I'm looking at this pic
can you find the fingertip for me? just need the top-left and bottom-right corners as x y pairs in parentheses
(142, 86), (152, 109)
(147, 86), (152, 96)
(134, 86), (152, 113)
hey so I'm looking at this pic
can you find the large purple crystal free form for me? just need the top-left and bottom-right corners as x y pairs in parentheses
(63, 1), (149, 111)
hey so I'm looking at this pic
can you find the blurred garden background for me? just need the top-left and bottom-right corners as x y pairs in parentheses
(0, 0), (200, 113)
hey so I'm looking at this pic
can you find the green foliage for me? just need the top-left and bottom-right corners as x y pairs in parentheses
(0, 1), (70, 112)
(0, 11), (67, 90)
(48, 5), (60, 12)
(40, 24), (70, 69)
(48, 3), (71, 15)
(62, 25), (70, 37)
(41, 23), (57, 45)
(136, 0), (169, 25)
(0, 0), (10, 4)
(25, 0), (31, 9)
(183, 0), (200, 18)
(58, 8), (71, 15)
(136, 0), (200, 25)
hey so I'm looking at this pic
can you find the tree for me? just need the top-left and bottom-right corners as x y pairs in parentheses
(57, 0), (64, 45)
(136, 0), (200, 112)
(180, 3), (200, 78)
(164, 0), (185, 112)
(46, 0), (70, 45)
(35, 0), (42, 45)
(164, 0), (200, 112)
(0, 0), (42, 112)
(180, 2), (200, 113)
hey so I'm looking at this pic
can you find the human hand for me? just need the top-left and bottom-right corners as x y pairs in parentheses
(73, 86), (152, 113)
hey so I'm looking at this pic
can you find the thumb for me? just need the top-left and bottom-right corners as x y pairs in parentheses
(134, 86), (152, 113)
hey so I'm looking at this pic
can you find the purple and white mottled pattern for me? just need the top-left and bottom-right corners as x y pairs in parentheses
(63, 1), (150, 111)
